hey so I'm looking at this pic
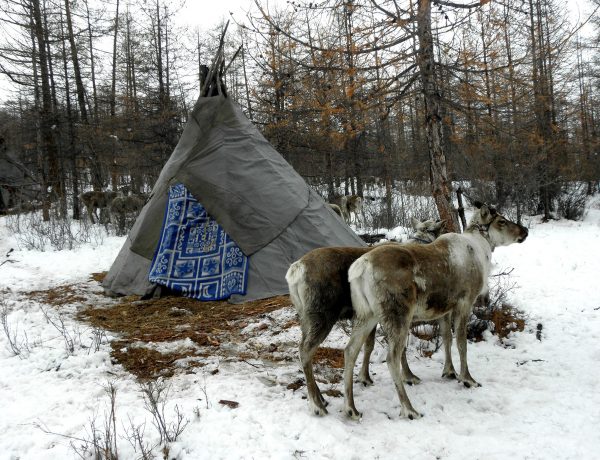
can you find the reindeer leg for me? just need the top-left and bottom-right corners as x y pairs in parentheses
(358, 326), (376, 386)
(381, 313), (422, 420)
(454, 309), (481, 388)
(300, 318), (335, 416)
(87, 205), (96, 224)
(440, 314), (457, 380)
(344, 317), (377, 420)
(401, 345), (421, 386)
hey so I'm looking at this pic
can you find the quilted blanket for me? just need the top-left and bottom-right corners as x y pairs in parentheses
(148, 183), (248, 300)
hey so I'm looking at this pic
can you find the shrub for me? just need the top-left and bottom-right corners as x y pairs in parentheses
(556, 182), (587, 221)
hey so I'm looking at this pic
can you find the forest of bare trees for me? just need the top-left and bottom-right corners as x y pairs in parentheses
(0, 0), (599, 228)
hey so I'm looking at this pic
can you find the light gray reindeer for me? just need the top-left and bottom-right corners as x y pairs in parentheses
(340, 195), (362, 225)
(80, 190), (120, 224)
(344, 203), (528, 420)
(286, 218), (445, 416)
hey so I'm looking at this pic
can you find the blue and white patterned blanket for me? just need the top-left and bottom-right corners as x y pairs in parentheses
(148, 183), (248, 300)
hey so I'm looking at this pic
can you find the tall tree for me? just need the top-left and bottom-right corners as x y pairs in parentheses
(32, 0), (60, 220)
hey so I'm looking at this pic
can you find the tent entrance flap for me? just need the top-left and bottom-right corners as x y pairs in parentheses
(148, 183), (248, 301)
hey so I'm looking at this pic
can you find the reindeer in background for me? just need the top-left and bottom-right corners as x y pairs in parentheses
(80, 191), (120, 224)
(109, 193), (146, 235)
(341, 195), (363, 225)
(328, 195), (364, 225)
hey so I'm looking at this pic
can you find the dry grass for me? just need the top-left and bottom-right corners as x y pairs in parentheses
(77, 293), (292, 380)
(313, 347), (344, 369)
(26, 284), (87, 306)
(90, 272), (107, 283)
(491, 304), (526, 339)
(110, 341), (205, 379)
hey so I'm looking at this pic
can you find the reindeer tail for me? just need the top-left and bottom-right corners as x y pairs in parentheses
(348, 256), (376, 318)
(285, 260), (306, 314)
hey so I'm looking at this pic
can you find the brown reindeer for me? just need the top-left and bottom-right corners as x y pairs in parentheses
(80, 191), (120, 224)
(286, 218), (445, 416)
(344, 203), (528, 420)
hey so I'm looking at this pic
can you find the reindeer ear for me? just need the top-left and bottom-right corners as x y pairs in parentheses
(433, 219), (445, 231)
(411, 216), (420, 230)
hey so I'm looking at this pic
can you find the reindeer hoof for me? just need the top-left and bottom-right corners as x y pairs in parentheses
(312, 406), (328, 416)
(401, 409), (423, 420)
(358, 376), (374, 387)
(442, 371), (457, 380)
(309, 401), (328, 416)
(462, 380), (481, 389)
(346, 408), (362, 420)
(404, 376), (421, 386)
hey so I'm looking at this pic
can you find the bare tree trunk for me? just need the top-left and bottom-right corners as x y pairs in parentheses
(110, 0), (120, 118)
(163, 4), (170, 99)
(84, 0), (98, 121)
(64, 0), (87, 123)
(32, 0), (60, 221)
(125, 8), (138, 114)
(60, 9), (80, 219)
(155, 0), (165, 110)
(64, 0), (103, 191)
(576, 38), (593, 195)
(528, 0), (555, 221)
(416, 0), (459, 232)
(325, 149), (335, 201)
(43, 3), (67, 218)
(342, 0), (363, 198)
(503, 2), (522, 223)
(29, 11), (48, 221)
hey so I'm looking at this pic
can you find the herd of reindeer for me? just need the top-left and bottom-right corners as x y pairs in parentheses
(80, 190), (365, 231)
(82, 187), (529, 420)
(79, 190), (147, 234)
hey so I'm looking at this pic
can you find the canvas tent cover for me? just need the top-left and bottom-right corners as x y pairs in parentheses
(103, 95), (365, 303)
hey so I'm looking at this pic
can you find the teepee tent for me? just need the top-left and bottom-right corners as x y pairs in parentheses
(103, 36), (365, 303)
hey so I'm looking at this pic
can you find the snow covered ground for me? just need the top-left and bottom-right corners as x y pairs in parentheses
(1, 198), (600, 460)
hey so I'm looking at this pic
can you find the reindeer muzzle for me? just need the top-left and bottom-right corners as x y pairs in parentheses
(517, 226), (528, 243)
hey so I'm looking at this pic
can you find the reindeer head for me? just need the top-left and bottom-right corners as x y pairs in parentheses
(470, 202), (528, 248)
(346, 195), (363, 213)
(410, 217), (445, 243)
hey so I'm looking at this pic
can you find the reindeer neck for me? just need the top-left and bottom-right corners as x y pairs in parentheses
(409, 235), (434, 244)
(465, 224), (496, 252)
